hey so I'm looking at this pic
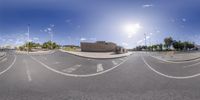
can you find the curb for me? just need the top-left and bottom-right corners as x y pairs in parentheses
(59, 49), (132, 59)
(167, 56), (200, 62)
(15, 50), (55, 55)
(150, 54), (200, 63)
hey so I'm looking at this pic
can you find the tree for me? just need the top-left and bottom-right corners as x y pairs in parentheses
(164, 37), (173, 50)
(42, 41), (59, 49)
(158, 44), (163, 51)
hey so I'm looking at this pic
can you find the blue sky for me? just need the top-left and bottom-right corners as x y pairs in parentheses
(1, 0), (200, 48)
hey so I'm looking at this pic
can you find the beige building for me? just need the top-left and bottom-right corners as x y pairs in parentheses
(81, 41), (117, 52)
(81, 41), (127, 53)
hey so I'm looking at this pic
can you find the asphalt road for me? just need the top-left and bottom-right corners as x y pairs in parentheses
(0, 50), (200, 100)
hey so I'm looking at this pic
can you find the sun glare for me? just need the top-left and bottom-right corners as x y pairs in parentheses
(123, 23), (141, 38)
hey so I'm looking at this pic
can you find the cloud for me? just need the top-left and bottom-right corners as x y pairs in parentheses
(156, 30), (160, 33)
(137, 39), (144, 45)
(182, 18), (186, 22)
(146, 36), (150, 39)
(142, 4), (153, 8)
(50, 24), (55, 27)
(122, 42), (129, 47)
(47, 28), (52, 31)
(0, 33), (28, 47)
(89, 38), (96, 41)
(65, 19), (71, 23)
(33, 37), (39, 41)
(44, 29), (48, 32)
(80, 37), (87, 41)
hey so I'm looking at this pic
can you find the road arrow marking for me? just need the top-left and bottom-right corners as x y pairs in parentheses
(112, 60), (118, 65)
(62, 64), (81, 73)
(97, 64), (104, 72)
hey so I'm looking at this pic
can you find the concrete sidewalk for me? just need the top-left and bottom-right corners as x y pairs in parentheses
(15, 50), (54, 55)
(150, 51), (200, 62)
(60, 49), (133, 59)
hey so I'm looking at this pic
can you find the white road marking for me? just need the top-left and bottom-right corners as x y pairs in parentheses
(0, 57), (7, 63)
(62, 64), (81, 73)
(183, 61), (200, 68)
(23, 59), (32, 82)
(119, 58), (124, 61)
(97, 64), (104, 72)
(30, 55), (129, 77)
(55, 61), (60, 64)
(112, 60), (118, 65)
(26, 69), (32, 82)
(0, 55), (16, 76)
(142, 56), (200, 79)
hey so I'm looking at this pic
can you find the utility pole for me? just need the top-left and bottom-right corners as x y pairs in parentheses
(144, 33), (147, 50)
(27, 24), (30, 54)
(50, 25), (54, 50)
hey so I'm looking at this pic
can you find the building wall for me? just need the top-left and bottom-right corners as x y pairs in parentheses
(81, 41), (117, 52)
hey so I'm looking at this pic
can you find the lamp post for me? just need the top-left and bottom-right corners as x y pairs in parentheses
(27, 24), (30, 54)
(144, 33), (147, 50)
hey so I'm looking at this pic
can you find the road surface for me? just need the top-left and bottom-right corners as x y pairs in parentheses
(0, 50), (200, 100)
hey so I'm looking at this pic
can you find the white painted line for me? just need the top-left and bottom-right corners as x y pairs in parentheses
(55, 61), (60, 64)
(30, 55), (129, 77)
(23, 59), (32, 82)
(97, 64), (104, 72)
(119, 58), (124, 61)
(62, 64), (81, 73)
(26, 69), (32, 82)
(0, 55), (16, 76)
(183, 61), (200, 68)
(142, 56), (200, 79)
(112, 60), (118, 65)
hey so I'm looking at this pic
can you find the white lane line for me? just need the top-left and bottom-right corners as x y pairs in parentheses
(97, 64), (104, 72)
(62, 64), (81, 73)
(142, 56), (200, 79)
(30, 55), (129, 77)
(26, 69), (32, 82)
(0, 55), (16, 76)
(23, 59), (32, 82)
(112, 60), (118, 65)
(183, 61), (200, 68)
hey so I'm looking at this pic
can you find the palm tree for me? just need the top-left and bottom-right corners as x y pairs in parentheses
(164, 37), (173, 50)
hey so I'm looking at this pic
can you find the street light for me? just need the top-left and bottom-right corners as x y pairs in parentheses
(27, 24), (30, 54)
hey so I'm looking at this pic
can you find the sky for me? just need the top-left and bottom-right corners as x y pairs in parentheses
(1, 0), (200, 48)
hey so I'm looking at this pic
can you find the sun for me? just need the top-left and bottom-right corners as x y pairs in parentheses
(124, 23), (141, 33)
(123, 23), (141, 38)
